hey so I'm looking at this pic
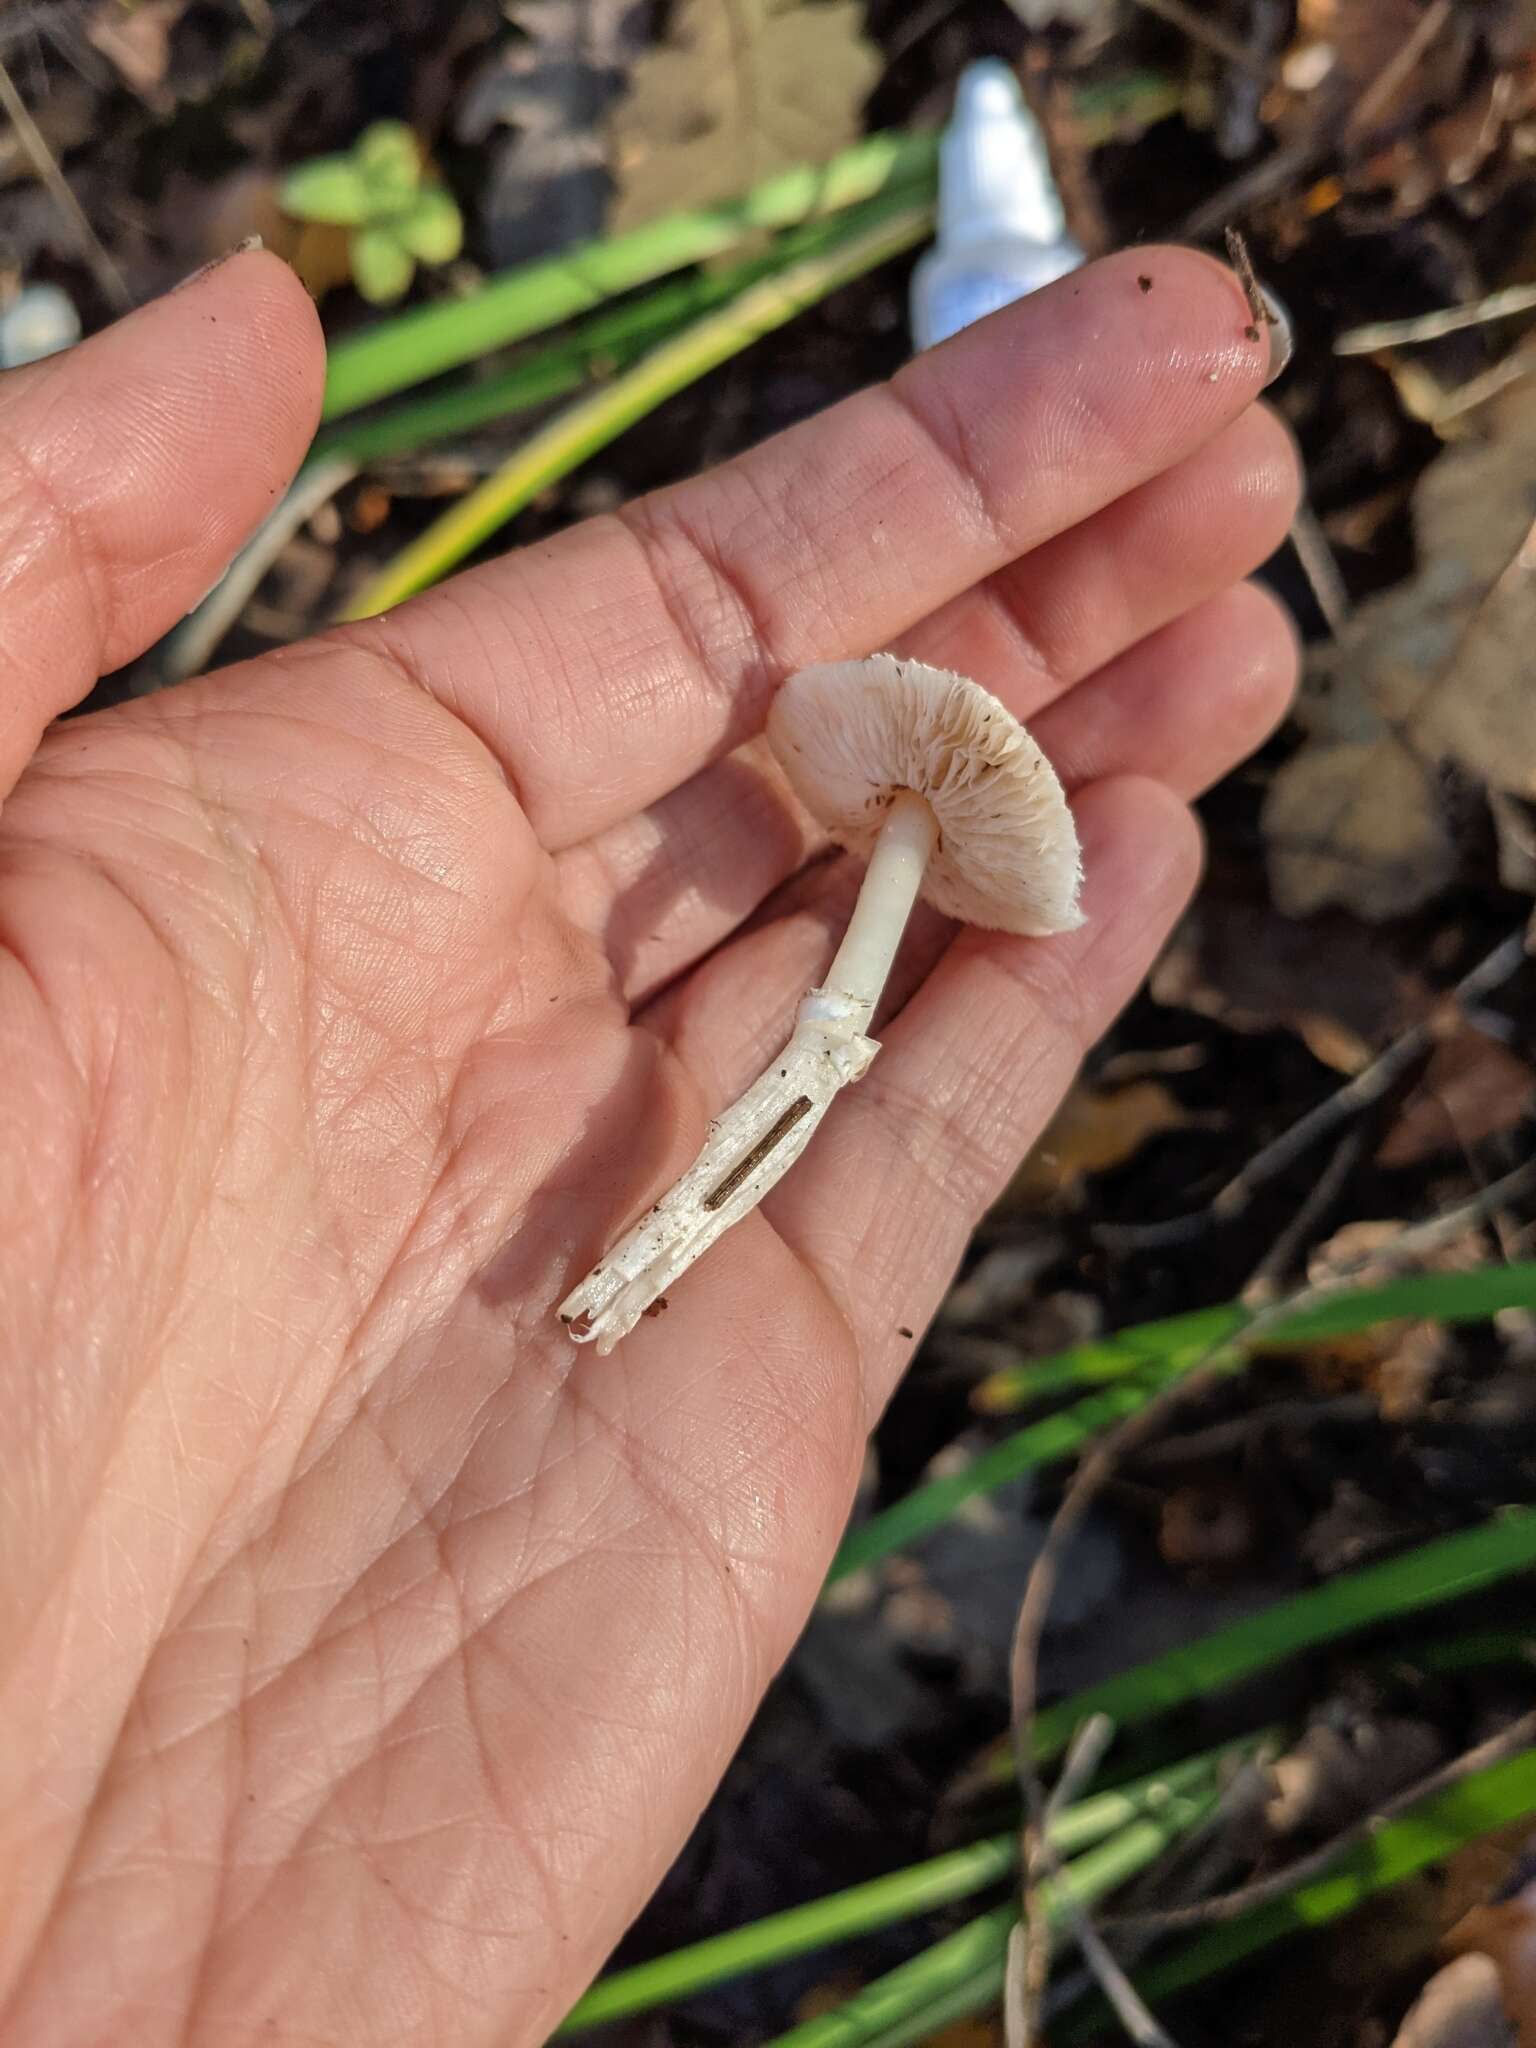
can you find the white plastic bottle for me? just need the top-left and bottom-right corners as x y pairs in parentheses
(910, 59), (1084, 351)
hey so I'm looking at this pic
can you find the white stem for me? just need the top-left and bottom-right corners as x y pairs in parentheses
(821, 790), (940, 1032)
(557, 792), (938, 1351)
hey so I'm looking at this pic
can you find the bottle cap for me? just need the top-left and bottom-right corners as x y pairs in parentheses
(937, 60), (1066, 251)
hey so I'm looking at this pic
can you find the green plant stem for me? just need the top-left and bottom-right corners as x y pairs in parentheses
(308, 207), (870, 471)
(317, 71), (1189, 423)
(759, 1778), (1222, 2048)
(758, 1733), (1536, 2048)
(1062, 1745), (1536, 2040)
(1023, 1510), (1536, 1773)
(829, 1361), (1194, 1584)
(339, 198), (932, 619)
(556, 1740), (1257, 2033)
(975, 1262), (1536, 1414)
(320, 129), (938, 419)
(829, 1264), (1536, 1578)
(853, 1959), (1010, 2048)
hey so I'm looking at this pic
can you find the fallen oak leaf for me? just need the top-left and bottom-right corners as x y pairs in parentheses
(607, 0), (881, 232)
(1417, 515), (1536, 802)
(1264, 731), (1457, 920)
(1376, 1022), (1536, 1168)
(1006, 1078), (1206, 1207)
(1265, 375), (1536, 920)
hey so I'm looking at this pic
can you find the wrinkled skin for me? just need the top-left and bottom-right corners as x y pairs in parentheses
(0, 250), (1298, 2045)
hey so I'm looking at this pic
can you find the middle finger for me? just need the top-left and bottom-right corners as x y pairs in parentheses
(560, 404), (1298, 1003)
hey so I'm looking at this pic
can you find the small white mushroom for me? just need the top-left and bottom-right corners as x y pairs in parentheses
(557, 655), (1083, 1352)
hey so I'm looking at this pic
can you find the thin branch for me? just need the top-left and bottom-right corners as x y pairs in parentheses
(1336, 281), (1536, 356)
(1103, 1708), (1536, 1937)
(1073, 1909), (1184, 2047)
(1046, 1714), (1116, 1824)
(1243, 1126), (1366, 1304)
(0, 47), (129, 310)
(143, 456), (360, 690)
(1022, 1714), (1183, 2048)
(1346, 0), (1453, 141)
(1429, 345), (1536, 427)
(1288, 504), (1352, 640)
(1128, 0), (1265, 74)
(1014, 1714), (1117, 2045)
(1100, 929), (1530, 1252)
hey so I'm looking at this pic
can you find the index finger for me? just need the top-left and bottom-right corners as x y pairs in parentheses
(338, 247), (1270, 848)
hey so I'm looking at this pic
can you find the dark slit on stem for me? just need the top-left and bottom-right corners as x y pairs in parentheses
(703, 1097), (813, 1212)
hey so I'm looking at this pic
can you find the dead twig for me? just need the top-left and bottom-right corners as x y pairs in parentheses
(1071, 1911), (1183, 2048)
(1182, 138), (1324, 240)
(1336, 281), (1536, 356)
(1287, 503), (1352, 640)
(1430, 345), (1536, 428)
(1018, 1714), (1184, 2048)
(1045, 1755), (1278, 2021)
(1099, 929), (1531, 1252)
(1243, 1126), (1366, 1303)
(1129, 0), (1265, 74)
(1012, 1714), (1117, 2046)
(144, 455), (361, 689)
(1047, 1714), (1116, 1824)
(1103, 1708), (1536, 1937)
(0, 47), (129, 311)
(1345, 0), (1453, 143)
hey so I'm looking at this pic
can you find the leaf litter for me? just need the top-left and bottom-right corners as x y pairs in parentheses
(1265, 374), (1536, 920)
(606, 0), (882, 230)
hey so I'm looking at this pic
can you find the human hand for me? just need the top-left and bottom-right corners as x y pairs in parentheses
(0, 247), (1298, 2044)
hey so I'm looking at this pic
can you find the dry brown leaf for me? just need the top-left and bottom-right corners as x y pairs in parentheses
(1446, 1873), (1536, 2048)
(607, 0), (881, 231)
(1391, 1952), (1517, 2048)
(1264, 735), (1457, 920)
(1267, 1718), (1444, 1837)
(1377, 1023), (1536, 1167)
(1265, 375), (1536, 920)
(1418, 521), (1536, 800)
(1491, 793), (1536, 894)
(87, 0), (185, 111)
(920, 2022), (1001, 2048)
(1152, 894), (1419, 1073)
(1007, 1079), (1197, 1205)
(1158, 1480), (1256, 1573)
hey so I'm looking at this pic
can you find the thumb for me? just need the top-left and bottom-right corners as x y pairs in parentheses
(0, 248), (324, 800)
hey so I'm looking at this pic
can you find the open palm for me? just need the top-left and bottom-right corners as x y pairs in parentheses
(0, 250), (1297, 2045)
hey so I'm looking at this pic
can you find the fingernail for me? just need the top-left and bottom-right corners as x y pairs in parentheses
(1260, 286), (1295, 387)
(171, 235), (265, 294)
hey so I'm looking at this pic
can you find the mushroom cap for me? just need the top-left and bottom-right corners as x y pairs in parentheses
(767, 654), (1083, 935)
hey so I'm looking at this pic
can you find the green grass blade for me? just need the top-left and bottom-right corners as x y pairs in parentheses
(852, 1957), (1009, 2048)
(320, 129), (938, 419)
(339, 197), (931, 618)
(308, 208), (871, 471)
(975, 1263), (1536, 1413)
(828, 1358), (1200, 1584)
(557, 1740), (1260, 2033)
(1061, 1745), (1536, 2040)
(829, 1264), (1536, 1579)
(1026, 1511), (1536, 1769)
(555, 1837), (1013, 2035)
(315, 72), (1188, 423)
(761, 1778), (1223, 2048)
